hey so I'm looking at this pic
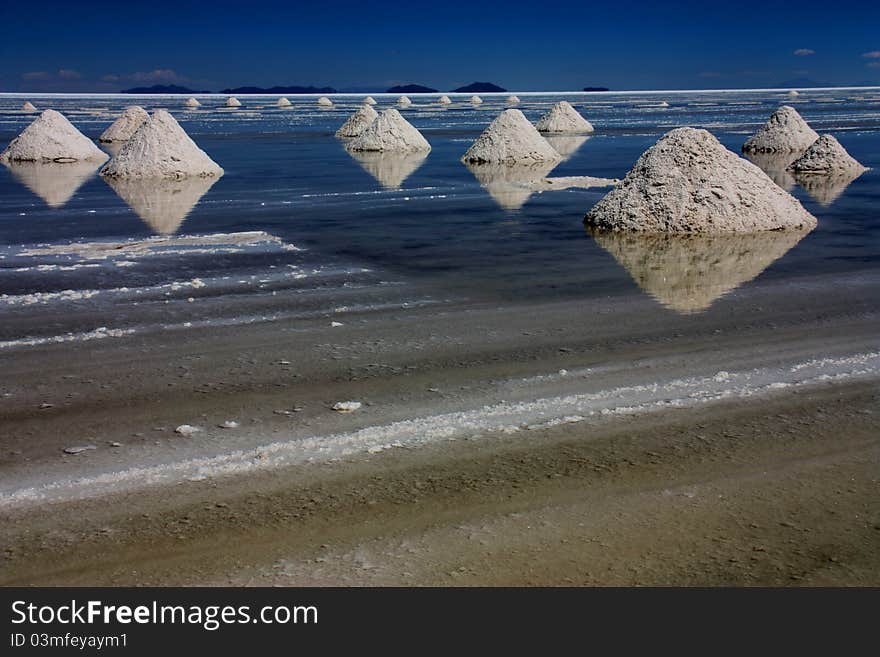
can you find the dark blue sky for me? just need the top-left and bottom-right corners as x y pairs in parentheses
(2, 0), (878, 92)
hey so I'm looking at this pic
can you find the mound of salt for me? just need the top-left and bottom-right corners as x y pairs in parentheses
(346, 108), (431, 154)
(277, 97), (292, 107)
(787, 90), (800, 97)
(742, 106), (818, 153)
(461, 109), (561, 165)
(7, 161), (101, 208)
(585, 127), (816, 233)
(185, 97), (201, 109)
(397, 95), (412, 107)
(470, 95), (483, 105)
(21, 101), (37, 113)
(317, 96), (333, 107)
(507, 95), (520, 104)
(363, 96), (377, 105)
(0, 109), (108, 164)
(225, 97), (242, 108)
(99, 106), (149, 143)
(105, 175), (220, 234)
(535, 101), (594, 134)
(438, 95), (452, 105)
(658, 101), (670, 108)
(786, 134), (867, 175)
(100, 109), (223, 179)
(335, 104), (379, 138)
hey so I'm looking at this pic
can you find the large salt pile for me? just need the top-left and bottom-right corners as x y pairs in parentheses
(21, 101), (37, 113)
(363, 96), (377, 105)
(100, 109), (223, 179)
(7, 161), (101, 208)
(346, 108), (431, 154)
(185, 97), (201, 109)
(335, 104), (379, 138)
(471, 95), (483, 105)
(397, 95), (412, 107)
(461, 109), (561, 165)
(585, 127), (816, 233)
(277, 97), (292, 107)
(787, 90), (800, 98)
(438, 95), (452, 105)
(0, 109), (108, 164)
(105, 176), (220, 234)
(507, 95), (520, 104)
(99, 106), (149, 143)
(317, 96), (333, 107)
(588, 229), (811, 313)
(742, 106), (818, 153)
(787, 134), (867, 175)
(535, 101), (594, 133)
(348, 151), (428, 189)
(225, 97), (242, 108)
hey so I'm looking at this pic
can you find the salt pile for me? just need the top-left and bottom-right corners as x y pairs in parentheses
(105, 175), (221, 234)
(0, 109), (109, 164)
(21, 101), (37, 113)
(585, 127), (817, 233)
(99, 106), (149, 143)
(225, 97), (242, 108)
(742, 106), (819, 153)
(397, 95), (412, 107)
(535, 101), (594, 133)
(788, 90), (800, 97)
(348, 150), (428, 189)
(335, 104), (379, 138)
(588, 229), (811, 313)
(100, 109), (223, 179)
(7, 161), (101, 208)
(438, 95), (452, 105)
(317, 96), (333, 107)
(471, 95), (483, 105)
(363, 96), (377, 105)
(346, 108), (431, 154)
(185, 97), (201, 109)
(507, 95), (520, 104)
(277, 97), (292, 107)
(786, 134), (867, 175)
(461, 109), (561, 165)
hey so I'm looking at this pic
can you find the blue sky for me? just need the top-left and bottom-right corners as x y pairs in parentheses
(2, 0), (878, 92)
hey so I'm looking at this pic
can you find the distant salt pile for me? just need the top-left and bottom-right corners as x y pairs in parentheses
(21, 101), (37, 113)
(346, 108), (430, 154)
(335, 104), (379, 138)
(317, 96), (333, 107)
(185, 97), (201, 109)
(787, 134), (867, 175)
(788, 90), (800, 98)
(535, 101), (594, 134)
(99, 106), (149, 143)
(742, 106), (819, 153)
(225, 97), (242, 108)
(585, 127), (816, 233)
(658, 101), (670, 108)
(100, 109), (223, 179)
(507, 95), (520, 104)
(438, 95), (452, 105)
(363, 96), (377, 105)
(471, 95), (483, 105)
(277, 97), (292, 107)
(461, 109), (561, 165)
(0, 109), (108, 164)
(398, 95), (412, 107)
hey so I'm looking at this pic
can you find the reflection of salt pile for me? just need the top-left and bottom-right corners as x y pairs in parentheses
(335, 104), (379, 138)
(317, 96), (333, 107)
(585, 127), (816, 233)
(743, 151), (798, 191)
(1, 109), (109, 164)
(464, 160), (558, 210)
(348, 150), (428, 189)
(742, 106), (818, 153)
(398, 95), (412, 107)
(787, 134), (867, 175)
(277, 97), (292, 107)
(438, 95), (452, 105)
(99, 106), (149, 143)
(543, 134), (590, 160)
(346, 108), (431, 153)
(22, 101), (37, 113)
(225, 97), (242, 108)
(471, 95), (483, 105)
(507, 95), (520, 104)
(104, 176), (221, 234)
(185, 97), (201, 109)
(100, 109), (223, 179)
(462, 109), (561, 165)
(7, 161), (101, 208)
(363, 96), (377, 105)
(793, 170), (865, 206)
(536, 101), (594, 133)
(589, 228), (811, 313)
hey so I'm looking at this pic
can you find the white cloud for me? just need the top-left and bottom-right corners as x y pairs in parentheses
(129, 69), (184, 83)
(793, 48), (815, 56)
(21, 71), (50, 80)
(57, 69), (81, 79)
(862, 51), (880, 59)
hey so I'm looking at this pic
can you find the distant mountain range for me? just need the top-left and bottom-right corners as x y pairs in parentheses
(386, 84), (438, 93)
(452, 82), (506, 93)
(121, 84), (210, 94)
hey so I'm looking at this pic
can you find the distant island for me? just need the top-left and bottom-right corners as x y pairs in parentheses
(221, 85), (337, 94)
(583, 86), (610, 92)
(121, 84), (210, 94)
(386, 84), (438, 93)
(452, 82), (506, 93)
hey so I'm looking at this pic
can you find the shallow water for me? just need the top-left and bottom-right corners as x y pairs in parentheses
(1, 90), (879, 344)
